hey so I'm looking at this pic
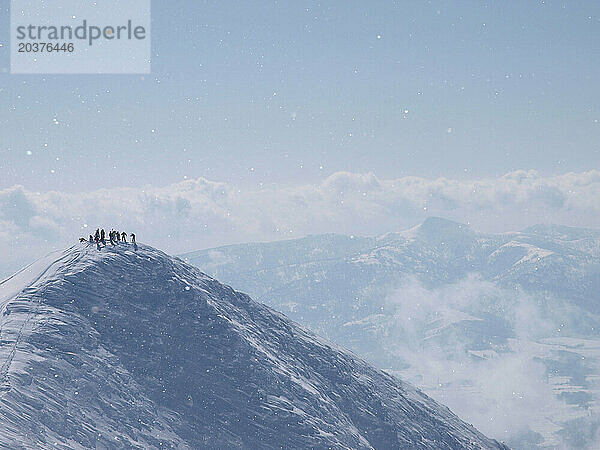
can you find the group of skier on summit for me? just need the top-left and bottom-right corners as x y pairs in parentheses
(80, 228), (136, 249)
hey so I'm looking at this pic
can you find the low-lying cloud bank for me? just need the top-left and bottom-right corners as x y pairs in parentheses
(384, 276), (599, 449)
(2, 169), (600, 276)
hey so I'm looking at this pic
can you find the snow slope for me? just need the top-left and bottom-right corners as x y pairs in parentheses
(0, 243), (507, 449)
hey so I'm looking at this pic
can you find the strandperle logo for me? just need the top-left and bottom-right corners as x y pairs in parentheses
(16, 20), (148, 46)
(11, 0), (151, 74)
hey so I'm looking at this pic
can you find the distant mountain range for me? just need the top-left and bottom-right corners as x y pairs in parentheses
(182, 217), (600, 449)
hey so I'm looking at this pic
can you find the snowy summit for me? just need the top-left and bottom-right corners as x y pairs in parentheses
(0, 243), (507, 449)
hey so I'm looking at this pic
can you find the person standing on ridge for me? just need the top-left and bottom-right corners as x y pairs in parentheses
(95, 229), (100, 242)
(121, 231), (127, 243)
(100, 229), (106, 244)
(109, 230), (115, 245)
(130, 233), (136, 243)
(89, 235), (94, 243)
(116, 231), (121, 242)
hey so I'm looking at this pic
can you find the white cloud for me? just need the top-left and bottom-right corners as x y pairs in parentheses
(2, 169), (600, 277)
(384, 276), (596, 449)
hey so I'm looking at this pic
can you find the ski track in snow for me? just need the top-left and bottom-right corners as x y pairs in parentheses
(0, 246), (87, 394)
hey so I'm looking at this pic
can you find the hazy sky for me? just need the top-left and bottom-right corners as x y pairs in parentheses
(1, 1), (600, 276)
(1, 0), (599, 192)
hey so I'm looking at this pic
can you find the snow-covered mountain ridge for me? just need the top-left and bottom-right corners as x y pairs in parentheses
(0, 243), (507, 449)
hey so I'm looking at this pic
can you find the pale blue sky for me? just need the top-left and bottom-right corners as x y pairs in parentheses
(1, 0), (599, 192)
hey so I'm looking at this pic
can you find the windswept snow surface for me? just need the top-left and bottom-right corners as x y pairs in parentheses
(0, 243), (507, 449)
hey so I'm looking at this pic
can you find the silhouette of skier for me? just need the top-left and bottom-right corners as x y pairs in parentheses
(100, 229), (106, 244)
(116, 231), (121, 242)
(130, 233), (136, 243)
(121, 232), (127, 243)
(89, 235), (94, 243)
(109, 230), (116, 245)
(94, 229), (100, 243)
